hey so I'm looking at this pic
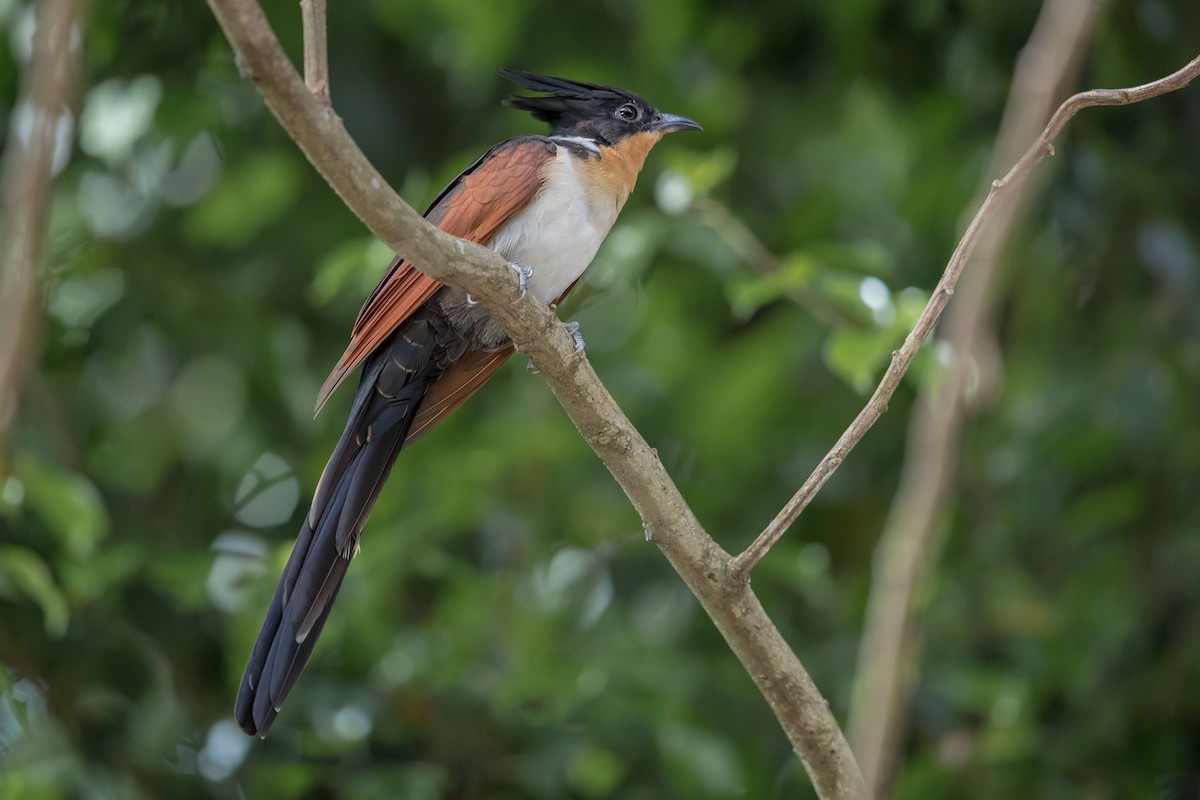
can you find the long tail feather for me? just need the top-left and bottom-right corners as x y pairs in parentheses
(235, 310), (450, 737)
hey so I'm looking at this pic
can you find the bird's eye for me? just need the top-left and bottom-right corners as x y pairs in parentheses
(617, 103), (639, 122)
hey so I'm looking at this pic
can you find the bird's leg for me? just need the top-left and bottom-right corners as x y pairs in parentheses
(526, 320), (585, 373)
(562, 321), (585, 353)
(509, 262), (533, 302)
(466, 262), (531, 307)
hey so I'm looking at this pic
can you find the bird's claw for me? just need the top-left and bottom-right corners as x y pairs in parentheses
(525, 321), (584, 374)
(563, 321), (585, 354)
(467, 262), (529, 307)
(510, 262), (533, 303)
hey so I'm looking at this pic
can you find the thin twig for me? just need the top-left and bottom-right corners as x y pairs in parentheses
(731, 50), (1200, 580)
(848, 1), (1098, 793)
(0, 0), (87, 448)
(300, 0), (330, 104)
(204, 1), (866, 796)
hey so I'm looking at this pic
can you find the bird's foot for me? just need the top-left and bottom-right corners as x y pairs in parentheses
(563, 321), (585, 354)
(509, 262), (533, 303)
(467, 263), (531, 306)
(526, 321), (585, 374)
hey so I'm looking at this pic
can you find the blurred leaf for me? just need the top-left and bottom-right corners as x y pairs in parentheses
(80, 76), (163, 165)
(0, 547), (70, 637)
(568, 743), (626, 798)
(15, 453), (109, 557)
(522, 547), (613, 628)
(46, 267), (126, 330)
(166, 354), (248, 459)
(658, 147), (738, 210)
(183, 150), (302, 246)
(824, 326), (894, 393)
(57, 542), (143, 603)
(309, 236), (394, 305)
(807, 239), (896, 277)
(726, 251), (816, 319)
(659, 723), (743, 797)
(1060, 481), (1144, 540)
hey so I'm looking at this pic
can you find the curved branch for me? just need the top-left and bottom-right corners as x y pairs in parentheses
(732, 50), (1200, 578)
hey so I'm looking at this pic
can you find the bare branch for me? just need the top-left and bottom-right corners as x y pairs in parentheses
(204, 1), (865, 795)
(848, 3), (1099, 793)
(732, 50), (1200, 579)
(300, 0), (330, 104)
(0, 0), (87, 448)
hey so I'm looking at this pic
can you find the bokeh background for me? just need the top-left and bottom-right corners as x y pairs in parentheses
(3, 0), (1200, 797)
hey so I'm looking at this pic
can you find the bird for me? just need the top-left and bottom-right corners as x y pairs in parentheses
(234, 70), (700, 737)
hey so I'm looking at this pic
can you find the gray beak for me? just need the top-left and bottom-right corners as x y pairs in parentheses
(651, 112), (702, 133)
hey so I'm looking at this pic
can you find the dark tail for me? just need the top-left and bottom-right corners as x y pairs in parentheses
(235, 309), (454, 737)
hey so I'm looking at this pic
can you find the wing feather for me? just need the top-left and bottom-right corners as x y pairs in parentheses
(403, 347), (515, 445)
(315, 135), (556, 411)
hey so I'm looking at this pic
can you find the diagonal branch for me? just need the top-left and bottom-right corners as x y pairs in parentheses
(732, 50), (1200, 579)
(848, 1), (1099, 793)
(206, 1), (865, 797)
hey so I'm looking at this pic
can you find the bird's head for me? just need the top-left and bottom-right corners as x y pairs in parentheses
(500, 69), (701, 147)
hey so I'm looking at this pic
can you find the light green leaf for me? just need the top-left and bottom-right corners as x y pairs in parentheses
(0, 546), (69, 637)
(15, 453), (109, 557)
(824, 326), (895, 393)
(183, 151), (302, 246)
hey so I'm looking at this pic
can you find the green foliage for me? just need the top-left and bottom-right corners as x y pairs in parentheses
(3, 0), (1200, 797)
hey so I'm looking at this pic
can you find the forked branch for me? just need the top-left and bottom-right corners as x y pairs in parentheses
(205, 0), (865, 796)
(203, 0), (1200, 795)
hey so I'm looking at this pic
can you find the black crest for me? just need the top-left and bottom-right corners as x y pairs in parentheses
(500, 69), (656, 140)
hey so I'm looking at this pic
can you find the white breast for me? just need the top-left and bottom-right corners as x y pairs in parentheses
(485, 148), (621, 304)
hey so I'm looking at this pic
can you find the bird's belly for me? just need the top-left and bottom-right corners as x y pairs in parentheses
(486, 156), (618, 304)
